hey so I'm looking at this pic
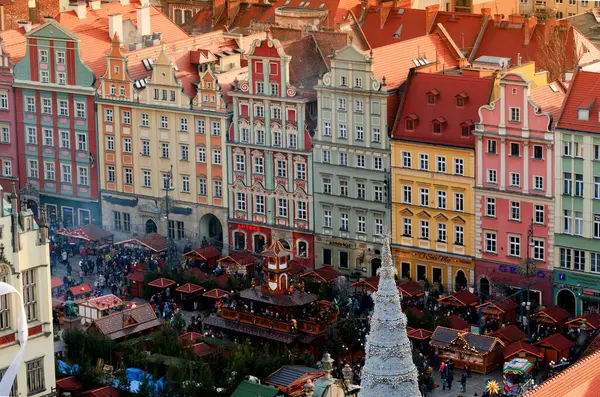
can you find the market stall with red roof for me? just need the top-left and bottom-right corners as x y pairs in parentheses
(503, 340), (543, 363)
(55, 224), (114, 254)
(567, 312), (600, 330)
(125, 270), (145, 299)
(56, 376), (83, 395)
(203, 288), (230, 299)
(114, 232), (167, 253)
(184, 246), (220, 270)
(531, 306), (571, 331)
(300, 266), (340, 284)
(147, 278), (175, 290)
(477, 299), (519, 327)
(488, 325), (526, 345)
(77, 294), (124, 324)
(438, 290), (480, 308)
(352, 275), (380, 291)
(217, 251), (257, 276)
(398, 280), (425, 298)
(68, 283), (93, 300)
(178, 331), (204, 347)
(176, 283), (204, 310)
(51, 277), (64, 298)
(447, 314), (470, 331)
(215, 274), (232, 289)
(534, 333), (574, 365)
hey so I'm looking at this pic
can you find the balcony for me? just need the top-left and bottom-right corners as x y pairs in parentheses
(220, 307), (332, 335)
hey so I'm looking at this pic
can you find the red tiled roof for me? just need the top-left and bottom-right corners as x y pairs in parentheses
(530, 81), (567, 121)
(309, 30), (350, 68)
(535, 333), (574, 351)
(359, 7), (428, 49)
(438, 290), (480, 307)
(488, 325), (526, 344)
(557, 70), (600, 133)
(218, 251), (257, 266)
(88, 303), (161, 340)
(56, 376), (83, 390)
(77, 294), (123, 311)
(260, 0), (361, 28)
(369, 32), (462, 89)
(398, 280), (424, 297)
(394, 71), (493, 148)
(147, 278), (175, 289)
(478, 299), (519, 313)
(175, 283), (203, 294)
(51, 277), (64, 289)
(283, 34), (330, 95)
(69, 283), (93, 296)
(522, 349), (600, 396)
(80, 386), (120, 397)
(447, 314), (470, 330)
(430, 11), (486, 56)
(503, 340), (543, 359)
(535, 306), (571, 323)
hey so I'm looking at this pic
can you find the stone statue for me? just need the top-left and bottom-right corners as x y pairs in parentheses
(64, 298), (80, 319)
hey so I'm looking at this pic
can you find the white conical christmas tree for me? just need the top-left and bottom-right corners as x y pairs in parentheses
(359, 236), (421, 397)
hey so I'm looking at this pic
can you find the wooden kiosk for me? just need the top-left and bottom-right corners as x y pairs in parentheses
(477, 299), (518, 326)
(438, 290), (479, 308)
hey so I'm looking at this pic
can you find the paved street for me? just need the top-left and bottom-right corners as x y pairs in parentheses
(428, 368), (505, 397)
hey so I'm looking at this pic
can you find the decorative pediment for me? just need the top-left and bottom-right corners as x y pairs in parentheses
(400, 208), (413, 216)
(254, 120), (264, 129)
(452, 216), (466, 225)
(239, 119), (249, 128)
(286, 123), (297, 133)
(434, 213), (448, 222)
(251, 182), (265, 192)
(274, 152), (287, 160)
(273, 184), (289, 196)
(19, 182), (40, 197)
(417, 211), (431, 219)
(271, 122), (282, 132)
(293, 187), (308, 199)
(232, 147), (245, 155)
(251, 150), (264, 157)
(232, 178), (247, 189)
(293, 155), (305, 162)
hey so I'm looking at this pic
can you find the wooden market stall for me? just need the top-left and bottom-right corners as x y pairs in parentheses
(55, 224), (114, 254)
(430, 326), (505, 374)
(76, 294), (124, 324)
(503, 340), (543, 363)
(125, 270), (145, 299)
(203, 288), (230, 300)
(300, 266), (340, 284)
(408, 328), (433, 341)
(217, 252), (257, 276)
(477, 299), (518, 327)
(176, 283), (204, 310)
(265, 365), (325, 396)
(532, 306), (571, 331)
(488, 325), (526, 345)
(566, 312), (600, 330)
(438, 290), (480, 308)
(178, 331), (204, 347)
(447, 314), (470, 331)
(534, 333), (574, 364)
(114, 232), (168, 253)
(184, 246), (220, 270)
(51, 277), (64, 298)
(147, 277), (175, 291)
(398, 280), (425, 299)
(68, 283), (93, 300)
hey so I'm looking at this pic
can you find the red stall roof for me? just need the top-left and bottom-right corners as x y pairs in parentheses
(301, 266), (340, 283)
(503, 340), (543, 360)
(51, 277), (64, 289)
(184, 246), (220, 261)
(147, 278), (175, 289)
(56, 376), (83, 390)
(203, 288), (230, 299)
(69, 283), (92, 296)
(175, 283), (203, 294)
(535, 333), (574, 352)
(488, 325), (526, 344)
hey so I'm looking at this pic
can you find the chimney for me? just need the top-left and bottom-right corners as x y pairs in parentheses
(523, 16), (537, 45)
(108, 14), (123, 42)
(494, 14), (502, 24)
(69, 0), (87, 19)
(544, 18), (557, 41)
(481, 8), (491, 18)
(17, 21), (32, 33)
(137, 3), (151, 36)
(508, 14), (523, 25)
(426, 5), (440, 32)
(89, 0), (101, 10)
(559, 19), (572, 30)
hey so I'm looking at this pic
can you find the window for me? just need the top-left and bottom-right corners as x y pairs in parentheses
(176, 118), (187, 132)
(510, 201), (520, 221)
(2, 160), (11, 177)
(160, 115), (168, 129)
(324, 210), (332, 228)
(143, 170), (151, 187)
(44, 162), (54, 180)
(595, 177), (600, 199)
(255, 105), (264, 118)
(564, 172), (573, 195)
(339, 152), (348, 166)
(78, 167), (89, 185)
(324, 122), (331, 136)
(355, 100), (363, 112)
(323, 178), (332, 194)
(120, 167), (132, 186)
(27, 127), (37, 144)
(196, 177), (207, 196)
(509, 235), (520, 257)
(141, 113), (149, 127)
(419, 154), (429, 170)
(340, 76), (347, 86)
(339, 124), (347, 138)
(486, 198), (496, 217)
(403, 218), (412, 236)
(436, 156), (446, 173)
(43, 128), (53, 146)
(110, 85), (116, 96)
(510, 142), (520, 157)
(533, 145), (543, 159)
(255, 195), (265, 214)
(57, 51), (65, 64)
(355, 126), (364, 141)
(180, 145), (189, 161)
(26, 357), (45, 394)
(140, 140), (150, 156)
(564, 210), (573, 234)
(256, 129), (265, 144)
(509, 107), (520, 122)
(375, 217), (384, 235)
(593, 253), (600, 273)
(40, 70), (49, 83)
(1, 126), (8, 143)
(574, 250), (585, 271)
(59, 100), (68, 116)
(374, 185), (384, 202)
(161, 143), (169, 158)
(419, 188), (429, 206)
(485, 232), (497, 253)
(273, 132), (281, 146)
(119, 86), (125, 96)
(356, 182), (365, 199)
(26, 97), (35, 112)
(236, 193), (246, 211)
(533, 239), (545, 261)
(487, 169), (497, 184)
(437, 191), (447, 209)
(23, 269), (37, 322)
(104, 108), (113, 122)
(340, 180), (348, 196)
(575, 174), (584, 197)
(297, 202), (307, 220)
(535, 205), (545, 224)
(564, 140), (572, 156)
(0, 366), (18, 396)
(270, 82), (279, 96)
(560, 248), (572, 268)
(181, 175), (190, 193)
(373, 157), (383, 170)
(104, 135), (115, 152)
(454, 158), (464, 175)
(288, 133), (297, 148)
(402, 152), (411, 168)
(254, 157), (264, 174)
(356, 154), (365, 168)
(213, 180), (222, 198)
(105, 165), (114, 183)
(534, 176), (544, 190)
(594, 144), (600, 161)
(76, 102), (85, 118)
(278, 198), (288, 217)
(256, 81), (264, 94)
(437, 223), (447, 242)
(338, 98), (346, 111)
(595, 215), (600, 238)
(235, 154), (245, 172)
(355, 77), (362, 88)
(212, 149), (221, 165)
(454, 193), (464, 212)
(406, 119), (414, 130)
(272, 107), (281, 120)
(276, 159), (286, 177)
(58, 72), (66, 85)
(510, 172), (521, 187)
(212, 122), (221, 136)
(60, 131), (70, 148)
(341, 213), (349, 231)
(170, 91), (176, 102)
(195, 119), (206, 135)
(455, 225), (464, 245)
(373, 128), (381, 143)
(402, 186), (412, 204)
(39, 49), (48, 63)
(28, 160), (38, 178)
(322, 150), (331, 163)
(420, 220), (429, 240)
(77, 133), (87, 151)
(575, 211), (584, 236)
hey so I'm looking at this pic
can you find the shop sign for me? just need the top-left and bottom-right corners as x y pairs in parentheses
(234, 224), (261, 232)
(328, 239), (355, 249)
(498, 265), (546, 279)
(406, 251), (452, 263)
(556, 271), (600, 285)
(582, 289), (600, 297)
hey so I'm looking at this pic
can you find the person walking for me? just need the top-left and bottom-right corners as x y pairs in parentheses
(460, 373), (467, 392)
(419, 383), (428, 397)
(465, 362), (472, 378)
(446, 371), (454, 390)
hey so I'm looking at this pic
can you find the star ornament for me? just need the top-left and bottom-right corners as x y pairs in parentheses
(486, 380), (500, 395)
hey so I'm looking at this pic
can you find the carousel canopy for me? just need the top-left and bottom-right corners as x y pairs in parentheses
(147, 278), (175, 289)
(175, 283), (203, 294)
(184, 246), (220, 261)
(203, 288), (230, 299)
(56, 224), (113, 242)
(115, 232), (167, 252)
(300, 266), (340, 283)
(240, 286), (317, 307)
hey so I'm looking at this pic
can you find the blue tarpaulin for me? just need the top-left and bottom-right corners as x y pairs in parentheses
(57, 361), (79, 375)
(112, 369), (164, 394)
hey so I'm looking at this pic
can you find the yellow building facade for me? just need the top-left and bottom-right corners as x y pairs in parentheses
(391, 142), (476, 291)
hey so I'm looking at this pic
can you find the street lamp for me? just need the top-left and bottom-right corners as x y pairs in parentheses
(519, 219), (537, 343)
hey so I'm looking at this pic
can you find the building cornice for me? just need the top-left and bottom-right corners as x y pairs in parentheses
(13, 80), (96, 95)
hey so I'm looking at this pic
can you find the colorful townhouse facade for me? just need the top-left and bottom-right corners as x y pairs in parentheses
(96, 36), (234, 249)
(312, 45), (390, 276)
(227, 37), (314, 267)
(0, 38), (17, 193)
(474, 72), (560, 307)
(553, 71), (600, 316)
(13, 19), (99, 227)
(391, 70), (494, 291)
(0, 185), (56, 397)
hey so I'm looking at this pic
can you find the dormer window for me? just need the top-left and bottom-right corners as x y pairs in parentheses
(405, 113), (418, 131)
(460, 120), (474, 137)
(432, 117), (446, 133)
(456, 92), (468, 107)
(426, 89), (439, 105)
(579, 109), (589, 120)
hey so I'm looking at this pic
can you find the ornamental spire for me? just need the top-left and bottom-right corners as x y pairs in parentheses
(359, 235), (421, 397)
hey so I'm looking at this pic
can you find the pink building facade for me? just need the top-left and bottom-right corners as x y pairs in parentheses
(0, 39), (17, 192)
(474, 73), (556, 307)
